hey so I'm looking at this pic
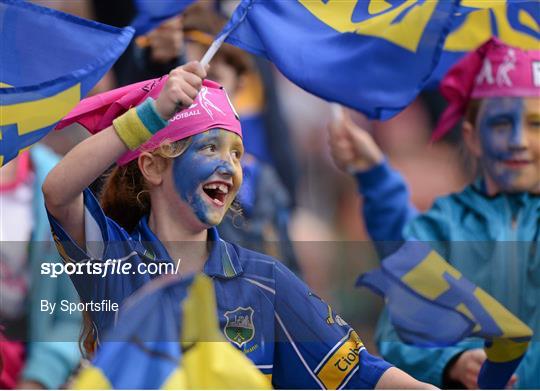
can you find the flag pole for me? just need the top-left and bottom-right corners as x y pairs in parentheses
(330, 103), (344, 122)
(200, 0), (251, 66)
(200, 32), (229, 67)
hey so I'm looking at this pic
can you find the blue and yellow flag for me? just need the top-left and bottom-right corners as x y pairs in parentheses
(219, 0), (459, 120)
(131, 0), (195, 36)
(74, 275), (271, 390)
(0, 0), (133, 167)
(357, 241), (533, 389)
(427, 0), (540, 86)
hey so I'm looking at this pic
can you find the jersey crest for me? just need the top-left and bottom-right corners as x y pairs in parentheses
(223, 306), (255, 348)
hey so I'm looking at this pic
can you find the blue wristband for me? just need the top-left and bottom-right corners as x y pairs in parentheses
(135, 98), (169, 135)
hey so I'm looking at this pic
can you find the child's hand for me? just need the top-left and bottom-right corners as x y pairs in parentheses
(328, 109), (383, 173)
(446, 349), (518, 389)
(154, 61), (208, 120)
(147, 16), (183, 64)
(447, 349), (485, 389)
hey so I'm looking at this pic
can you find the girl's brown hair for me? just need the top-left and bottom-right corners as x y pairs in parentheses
(100, 139), (192, 232)
(464, 98), (481, 127)
(458, 98), (483, 182)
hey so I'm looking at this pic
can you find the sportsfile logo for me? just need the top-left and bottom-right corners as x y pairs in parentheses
(41, 257), (181, 278)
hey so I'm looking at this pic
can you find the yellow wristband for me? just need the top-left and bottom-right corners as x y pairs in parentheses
(113, 107), (154, 150)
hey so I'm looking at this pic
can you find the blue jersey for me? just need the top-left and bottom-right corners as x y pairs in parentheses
(47, 188), (391, 389)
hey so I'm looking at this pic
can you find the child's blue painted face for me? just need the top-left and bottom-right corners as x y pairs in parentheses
(172, 129), (243, 226)
(477, 97), (540, 192)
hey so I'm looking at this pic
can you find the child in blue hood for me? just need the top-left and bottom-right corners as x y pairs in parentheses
(329, 38), (540, 388)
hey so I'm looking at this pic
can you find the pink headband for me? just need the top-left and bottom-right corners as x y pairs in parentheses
(432, 37), (540, 141)
(56, 78), (242, 165)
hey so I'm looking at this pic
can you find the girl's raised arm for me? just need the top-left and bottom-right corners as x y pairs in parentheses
(376, 367), (437, 389)
(42, 61), (207, 249)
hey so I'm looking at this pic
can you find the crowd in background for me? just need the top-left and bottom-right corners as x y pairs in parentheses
(1, 0), (480, 388)
(40, 0), (469, 327)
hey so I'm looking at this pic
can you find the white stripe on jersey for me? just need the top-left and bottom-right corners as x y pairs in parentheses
(244, 278), (276, 295)
(275, 312), (326, 389)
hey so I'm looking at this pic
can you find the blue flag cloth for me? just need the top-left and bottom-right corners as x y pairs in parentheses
(218, 0), (460, 120)
(131, 0), (195, 36)
(75, 276), (190, 389)
(357, 241), (533, 389)
(241, 114), (273, 165)
(427, 0), (540, 87)
(73, 275), (270, 389)
(0, 0), (133, 167)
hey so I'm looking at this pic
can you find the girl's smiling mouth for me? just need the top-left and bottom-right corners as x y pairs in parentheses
(201, 180), (232, 207)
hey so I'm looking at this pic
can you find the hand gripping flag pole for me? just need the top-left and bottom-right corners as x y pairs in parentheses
(357, 241), (533, 389)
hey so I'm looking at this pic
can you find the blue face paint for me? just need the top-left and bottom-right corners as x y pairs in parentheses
(172, 129), (240, 226)
(478, 97), (525, 191)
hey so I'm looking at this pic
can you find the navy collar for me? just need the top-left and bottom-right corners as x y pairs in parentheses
(132, 216), (243, 279)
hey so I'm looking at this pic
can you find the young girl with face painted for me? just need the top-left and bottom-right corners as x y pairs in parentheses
(42, 61), (432, 389)
(329, 38), (540, 388)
